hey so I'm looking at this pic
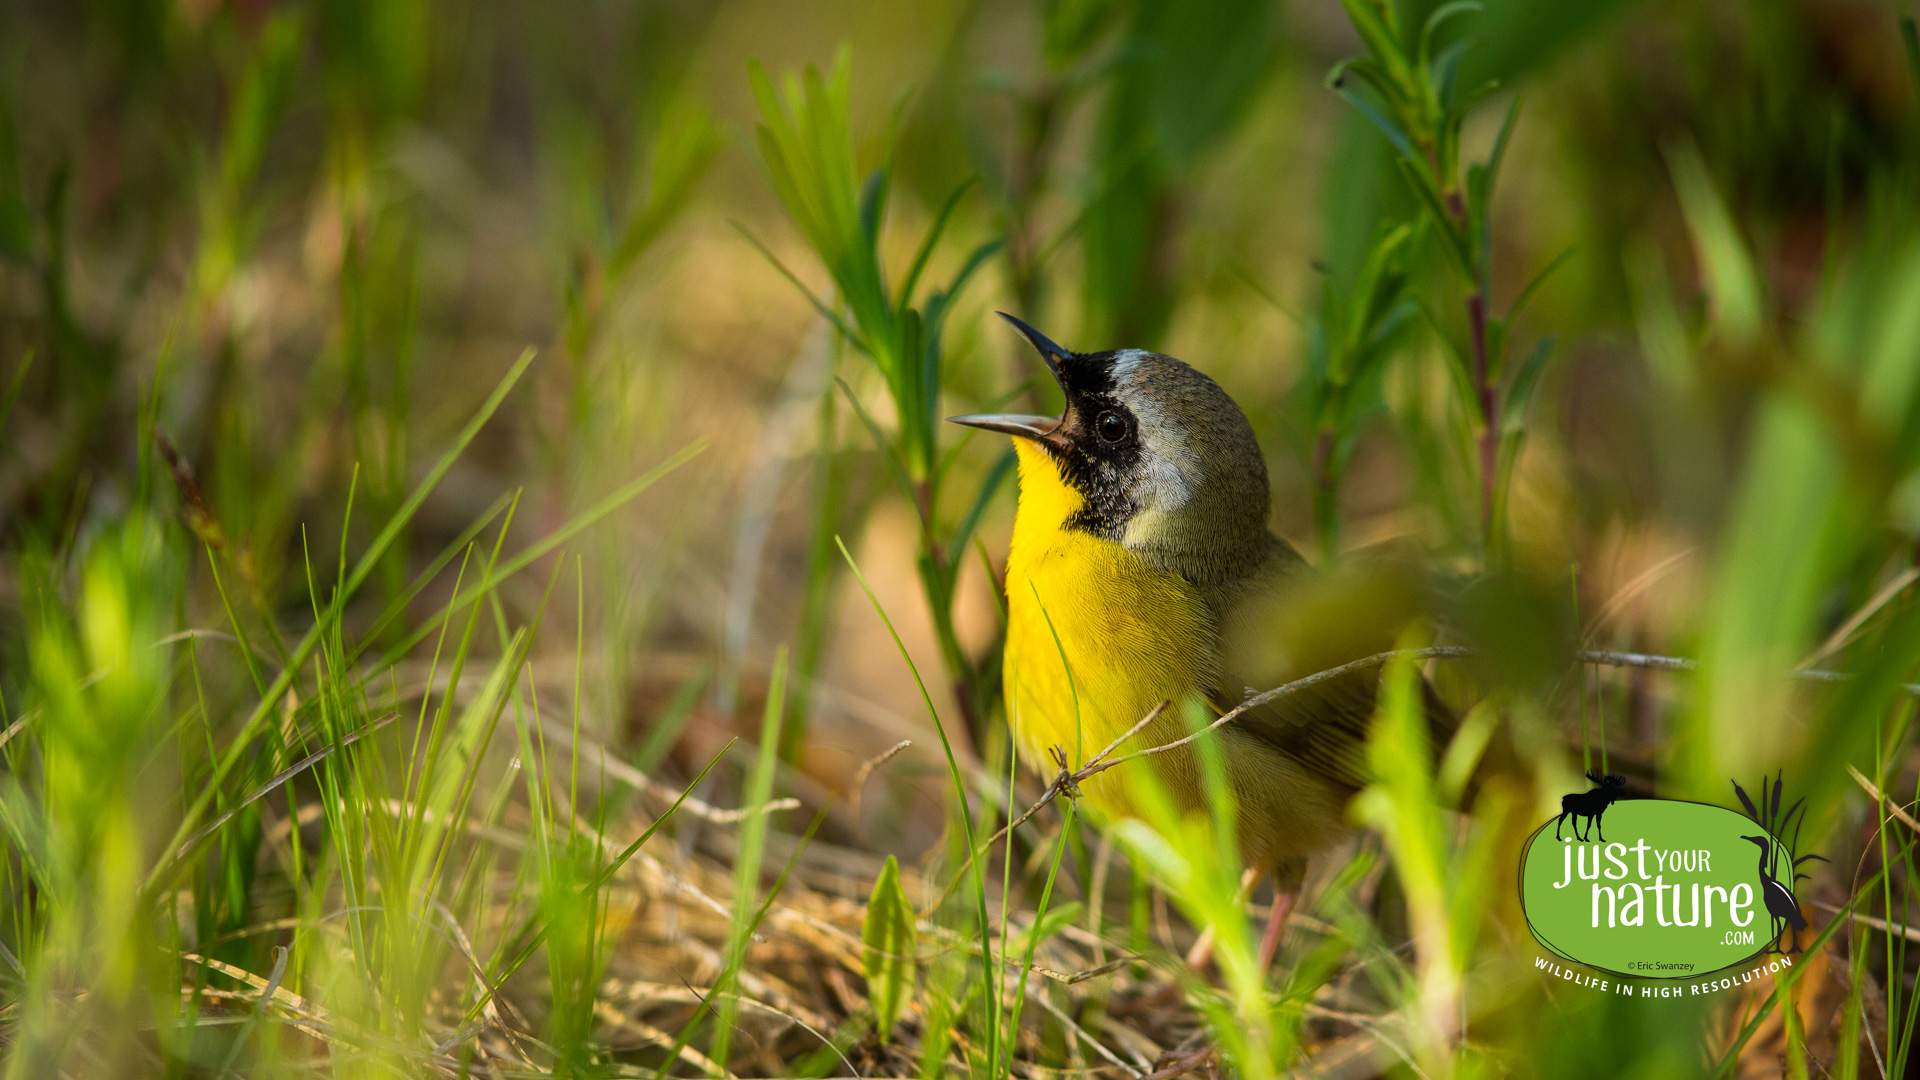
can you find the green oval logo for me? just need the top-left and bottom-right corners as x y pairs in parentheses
(1520, 799), (1797, 978)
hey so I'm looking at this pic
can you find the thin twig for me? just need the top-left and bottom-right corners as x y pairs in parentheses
(848, 739), (911, 824)
(1809, 899), (1920, 945)
(1090, 648), (1472, 784)
(1024, 953), (1137, 985)
(917, 702), (1171, 919)
(1847, 766), (1920, 834)
(1017, 700), (1174, 833)
(1578, 648), (1920, 694)
(177, 713), (400, 857)
(920, 644), (1911, 922)
(1574, 648), (1697, 673)
(1582, 547), (1697, 642)
(1804, 567), (1919, 666)
(1142, 1046), (1214, 1080)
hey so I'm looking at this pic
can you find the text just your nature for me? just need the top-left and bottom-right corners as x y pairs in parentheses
(1552, 837), (1757, 931)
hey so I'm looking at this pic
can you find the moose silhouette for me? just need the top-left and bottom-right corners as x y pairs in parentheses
(1554, 771), (1627, 842)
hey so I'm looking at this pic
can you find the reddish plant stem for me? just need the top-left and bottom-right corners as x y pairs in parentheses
(1312, 426), (1335, 488)
(1312, 427), (1337, 559)
(912, 477), (934, 529)
(1468, 288), (1496, 550)
(1441, 183), (1499, 554)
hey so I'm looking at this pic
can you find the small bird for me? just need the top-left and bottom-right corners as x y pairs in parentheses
(950, 314), (1454, 966)
(1739, 835), (1807, 954)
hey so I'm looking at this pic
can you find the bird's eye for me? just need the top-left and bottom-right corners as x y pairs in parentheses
(1095, 410), (1128, 443)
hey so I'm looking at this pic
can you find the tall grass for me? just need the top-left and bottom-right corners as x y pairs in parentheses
(750, 51), (1009, 748)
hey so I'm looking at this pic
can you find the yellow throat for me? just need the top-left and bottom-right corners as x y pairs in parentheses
(1001, 438), (1212, 819)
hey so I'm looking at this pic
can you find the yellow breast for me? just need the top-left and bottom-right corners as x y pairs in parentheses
(1001, 440), (1213, 820)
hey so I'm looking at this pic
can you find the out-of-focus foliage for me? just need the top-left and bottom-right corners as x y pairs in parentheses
(1080, 0), (1283, 349)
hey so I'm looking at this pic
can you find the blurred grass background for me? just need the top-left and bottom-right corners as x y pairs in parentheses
(3, 0), (1920, 1076)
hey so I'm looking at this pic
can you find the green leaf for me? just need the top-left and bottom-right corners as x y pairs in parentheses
(921, 235), (1005, 351)
(1681, 394), (1844, 793)
(1857, 242), (1920, 435)
(750, 51), (898, 373)
(838, 377), (917, 507)
(1329, 65), (1419, 163)
(733, 222), (868, 351)
(149, 347), (542, 889)
(1352, 644), (1453, 970)
(612, 103), (720, 277)
(1396, 157), (1471, 276)
(1342, 221), (1415, 357)
(362, 439), (708, 669)
(896, 178), (976, 317)
(1419, 1), (1485, 84)
(1417, 297), (1482, 413)
(1501, 335), (1555, 431)
(1335, 0), (1417, 98)
(836, 536), (996, 1062)
(859, 167), (890, 249)
(1483, 97), (1521, 197)
(1666, 140), (1764, 345)
(1505, 244), (1574, 328)
(217, 12), (303, 207)
(1624, 236), (1694, 392)
(1111, 819), (1192, 891)
(861, 847), (916, 1038)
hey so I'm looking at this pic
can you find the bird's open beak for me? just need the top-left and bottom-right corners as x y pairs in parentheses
(996, 311), (1071, 387)
(944, 313), (1073, 442)
(946, 413), (1059, 439)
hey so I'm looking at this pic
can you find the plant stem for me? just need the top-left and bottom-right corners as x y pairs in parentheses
(1313, 427), (1338, 562)
(1468, 287), (1496, 553)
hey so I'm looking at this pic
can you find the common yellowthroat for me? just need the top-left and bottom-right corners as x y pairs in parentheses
(951, 314), (1453, 962)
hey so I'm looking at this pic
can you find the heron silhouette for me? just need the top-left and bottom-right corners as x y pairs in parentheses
(1741, 834), (1807, 954)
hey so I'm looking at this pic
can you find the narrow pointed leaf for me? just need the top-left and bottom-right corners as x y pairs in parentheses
(862, 854), (916, 1040)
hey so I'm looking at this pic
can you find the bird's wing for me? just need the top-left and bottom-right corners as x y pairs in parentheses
(1204, 537), (1457, 796)
(1204, 658), (1460, 796)
(1204, 667), (1381, 794)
